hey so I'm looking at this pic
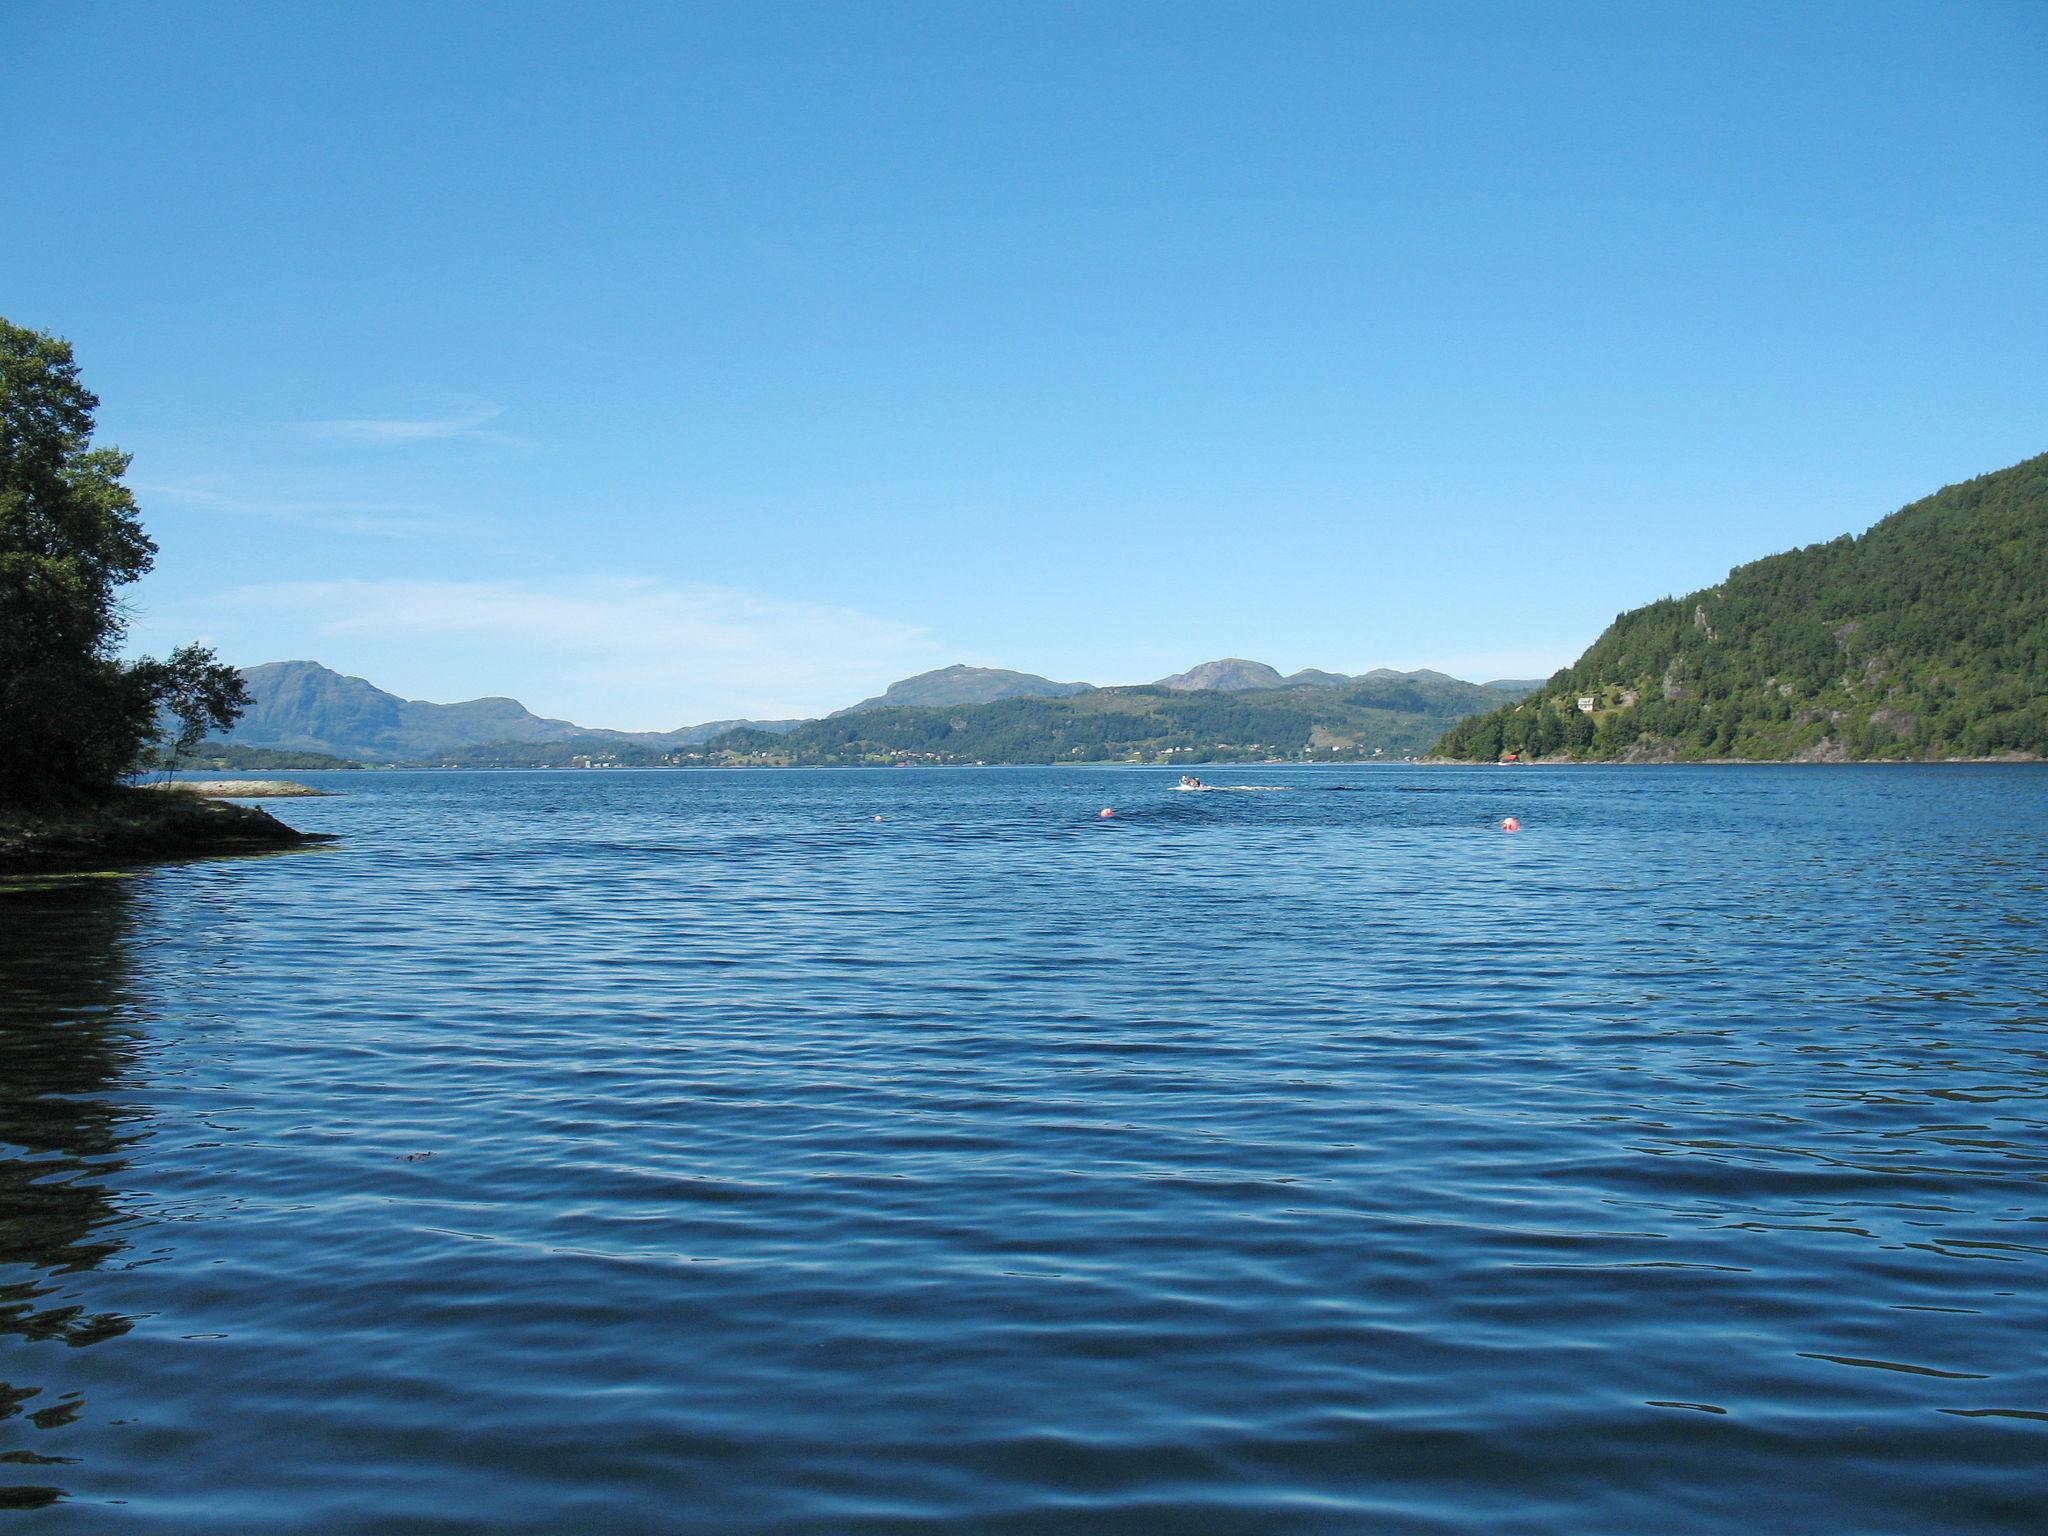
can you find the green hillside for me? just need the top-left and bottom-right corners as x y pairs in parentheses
(700, 673), (1528, 766)
(185, 740), (364, 771)
(1435, 452), (2048, 762)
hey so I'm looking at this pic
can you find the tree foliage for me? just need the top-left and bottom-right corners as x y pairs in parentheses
(0, 319), (248, 801)
(1434, 452), (2048, 761)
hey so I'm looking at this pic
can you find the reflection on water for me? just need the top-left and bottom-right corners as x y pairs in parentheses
(0, 879), (142, 1510)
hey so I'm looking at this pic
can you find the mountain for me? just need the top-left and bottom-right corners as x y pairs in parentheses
(1433, 452), (2048, 762)
(1283, 668), (1354, 688)
(222, 662), (800, 761)
(832, 665), (1092, 715)
(1156, 658), (1288, 691)
(1155, 661), (1526, 695)
(215, 657), (1539, 767)
(225, 661), (588, 760)
(703, 671), (1537, 766)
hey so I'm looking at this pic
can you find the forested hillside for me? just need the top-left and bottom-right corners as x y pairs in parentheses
(1435, 452), (2048, 761)
(702, 672), (1527, 765)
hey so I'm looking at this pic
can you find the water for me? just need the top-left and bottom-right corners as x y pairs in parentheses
(3, 765), (2045, 1533)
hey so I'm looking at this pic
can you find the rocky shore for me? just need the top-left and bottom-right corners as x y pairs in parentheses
(148, 778), (333, 798)
(0, 786), (334, 874)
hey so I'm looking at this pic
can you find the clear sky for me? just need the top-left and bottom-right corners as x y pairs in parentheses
(7, 1), (2045, 728)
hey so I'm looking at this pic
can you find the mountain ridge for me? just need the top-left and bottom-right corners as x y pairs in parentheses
(699, 671), (1535, 767)
(831, 664), (1092, 715)
(222, 662), (803, 761)
(1156, 658), (1287, 692)
(217, 658), (1538, 764)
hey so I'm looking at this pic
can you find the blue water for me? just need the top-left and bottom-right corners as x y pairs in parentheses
(3, 765), (2045, 1532)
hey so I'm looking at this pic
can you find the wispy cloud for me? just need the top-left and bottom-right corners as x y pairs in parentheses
(174, 576), (945, 728)
(133, 474), (489, 540)
(305, 399), (509, 444)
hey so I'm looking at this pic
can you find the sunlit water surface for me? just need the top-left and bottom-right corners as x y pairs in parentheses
(3, 765), (2045, 1532)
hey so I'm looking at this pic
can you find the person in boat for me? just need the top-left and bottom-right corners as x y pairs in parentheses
(1179, 774), (1203, 789)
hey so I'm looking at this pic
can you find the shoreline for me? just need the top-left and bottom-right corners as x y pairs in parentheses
(1415, 752), (2043, 767)
(148, 778), (335, 798)
(0, 786), (335, 876)
(185, 754), (2045, 772)
(153, 755), (2047, 777)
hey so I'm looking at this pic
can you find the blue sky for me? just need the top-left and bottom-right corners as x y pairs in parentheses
(7, 1), (2044, 728)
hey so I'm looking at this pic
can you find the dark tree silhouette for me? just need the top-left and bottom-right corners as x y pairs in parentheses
(0, 320), (248, 801)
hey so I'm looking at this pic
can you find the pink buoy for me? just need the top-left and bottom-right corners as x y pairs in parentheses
(1099, 807), (1115, 819)
(1501, 816), (1521, 833)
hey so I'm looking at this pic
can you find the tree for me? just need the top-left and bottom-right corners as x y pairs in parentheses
(0, 319), (248, 801)
(133, 644), (257, 777)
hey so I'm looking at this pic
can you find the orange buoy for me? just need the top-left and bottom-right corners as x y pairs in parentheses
(1501, 816), (1521, 832)
(1099, 807), (1115, 819)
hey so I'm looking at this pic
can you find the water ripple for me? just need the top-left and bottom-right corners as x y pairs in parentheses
(2, 764), (2045, 1531)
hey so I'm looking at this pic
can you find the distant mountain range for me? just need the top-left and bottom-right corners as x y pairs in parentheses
(1435, 450), (2048, 762)
(207, 450), (2045, 770)
(211, 657), (1542, 765)
(221, 661), (804, 762)
(1155, 657), (1541, 696)
(710, 670), (1539, 767)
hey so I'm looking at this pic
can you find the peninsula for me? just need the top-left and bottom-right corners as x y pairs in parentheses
(0, 320), (327, 872)
(1, 787), (328, 875)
